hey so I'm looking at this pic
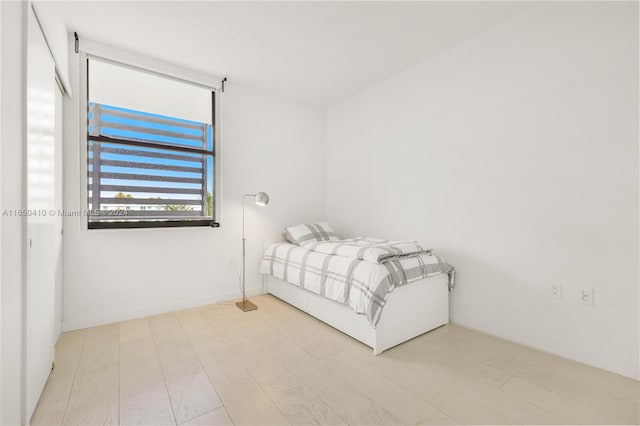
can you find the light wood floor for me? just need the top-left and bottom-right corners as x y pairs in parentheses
(31, 295), (639, 425)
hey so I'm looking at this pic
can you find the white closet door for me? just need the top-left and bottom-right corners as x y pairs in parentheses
(25, 7), (57, 420)
(53, 84), (64, 341)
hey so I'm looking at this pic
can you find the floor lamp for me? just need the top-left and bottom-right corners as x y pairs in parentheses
(236, 192), (270, 312)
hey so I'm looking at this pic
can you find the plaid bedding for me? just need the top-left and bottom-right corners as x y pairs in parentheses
(260, 242), (455, 326)
(303, 237), (431, 264)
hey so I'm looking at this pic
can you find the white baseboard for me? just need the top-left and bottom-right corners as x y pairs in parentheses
(62, 285), (265, 332)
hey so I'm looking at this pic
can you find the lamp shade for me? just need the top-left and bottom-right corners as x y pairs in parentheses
(254, 192), (270, 206)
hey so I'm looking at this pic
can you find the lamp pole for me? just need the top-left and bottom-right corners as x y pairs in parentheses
(237, 193), (268, 312)
(241, 194), (249, 307)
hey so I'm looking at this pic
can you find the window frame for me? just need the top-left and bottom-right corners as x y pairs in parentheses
(78, 51), (222, 230)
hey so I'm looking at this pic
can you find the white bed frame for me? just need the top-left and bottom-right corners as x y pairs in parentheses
(266, 274), (450, 355)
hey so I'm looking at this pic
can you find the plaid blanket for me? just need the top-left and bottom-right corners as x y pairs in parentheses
(303, 237), (431, 264)
(260, 242), (454, 326)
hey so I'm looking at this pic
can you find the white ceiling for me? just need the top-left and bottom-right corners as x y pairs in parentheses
(57, 1), (532, 107)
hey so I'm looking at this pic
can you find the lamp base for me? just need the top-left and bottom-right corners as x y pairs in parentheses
(235, 299), (258, 312)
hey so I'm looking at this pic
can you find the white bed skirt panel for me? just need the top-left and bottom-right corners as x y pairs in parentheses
(266, 274), (449, 355)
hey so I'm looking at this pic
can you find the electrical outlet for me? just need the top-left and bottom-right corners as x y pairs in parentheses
(551, 284), (562, 299)
(580, 288), (594, 305)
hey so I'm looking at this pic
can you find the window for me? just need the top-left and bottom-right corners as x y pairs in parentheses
(86, 58), (217, 229)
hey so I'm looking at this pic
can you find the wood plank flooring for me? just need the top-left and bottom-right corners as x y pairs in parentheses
(31, 295), (640, 425)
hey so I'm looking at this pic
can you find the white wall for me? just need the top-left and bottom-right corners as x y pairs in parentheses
(63, 44), (326, 330)
(0, 0), (3, 419)
(31, 1), (70, 93)
(326, 2), (639, 380)
(1, 2), (26, 424)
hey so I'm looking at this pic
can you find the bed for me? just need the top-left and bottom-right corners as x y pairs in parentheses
(260, 224), (454, 355)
